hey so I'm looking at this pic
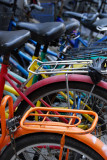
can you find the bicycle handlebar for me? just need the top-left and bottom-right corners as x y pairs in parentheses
(0, 0), (14, 7)
(81, 12), (99, 24)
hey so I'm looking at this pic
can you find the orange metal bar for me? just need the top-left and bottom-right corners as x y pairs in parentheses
(69, 113), (76, 125)
(42, 111), (50, 122)
(23, 120), (80, 127)
(59, 133), (65, 160)
(0, 95), (13, 145)
(65, 149), (69, 160)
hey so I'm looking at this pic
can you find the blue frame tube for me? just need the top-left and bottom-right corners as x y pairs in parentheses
(9, 57), (28, 77)
(24, 45), (34, 56)
(18, 51), (32, 62)
(8, 20), (16, 31)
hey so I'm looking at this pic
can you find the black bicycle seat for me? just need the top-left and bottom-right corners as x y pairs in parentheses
(63, 11), (107, 32)
(64, 19), (80, 34)
(16, 22), (65, 44)
(63, 11), (83, 21)
(0, 30), (30, 55)
(63, 11), (98, 23)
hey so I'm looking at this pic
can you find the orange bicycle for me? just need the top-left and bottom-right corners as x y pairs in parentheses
(0, 95), (107, 160)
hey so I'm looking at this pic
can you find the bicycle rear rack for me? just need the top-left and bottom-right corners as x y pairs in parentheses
(27, 59), (107, 75)
(20, 107), (98, 135)
(61, 41), (107, 60)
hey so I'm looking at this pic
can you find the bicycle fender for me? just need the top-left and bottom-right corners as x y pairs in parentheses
(13, 74), (107, 110)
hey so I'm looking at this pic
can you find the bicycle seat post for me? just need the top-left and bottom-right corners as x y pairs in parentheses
(34, 43), (41, 57)
(41, 44), (48, 61)
(3, 53), (10, 65)
(26, 42), (41, 87)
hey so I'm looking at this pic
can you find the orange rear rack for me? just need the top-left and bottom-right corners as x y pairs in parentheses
(20, 107), (98, 134)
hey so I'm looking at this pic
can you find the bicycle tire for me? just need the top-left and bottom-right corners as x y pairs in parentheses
(0, 133), (104, 160)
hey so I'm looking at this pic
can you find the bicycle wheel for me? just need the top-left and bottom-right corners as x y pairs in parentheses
(1, 133), (104, 160)
(15, 79), (107, 144)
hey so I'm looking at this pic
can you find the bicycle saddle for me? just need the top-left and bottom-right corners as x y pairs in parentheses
(63, 11), (98, 25)
(0, 30), (30, 55)
(63, 11), (107, 32)
(16, 22), (65, 44)
(64, 19), (80, 34)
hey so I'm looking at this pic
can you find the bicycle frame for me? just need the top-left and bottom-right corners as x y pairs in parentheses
(1, 57), (107, 122)
(1, 62), (96, 124)
(0, 62), (71, 123)
(0, 63), (46, 115)
(1, 52), (107, 126)
(0, 95), (107, 160)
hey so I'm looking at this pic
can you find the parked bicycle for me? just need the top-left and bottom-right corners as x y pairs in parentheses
(0, 1), (107, 146)
(0, 30), (106, 145)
